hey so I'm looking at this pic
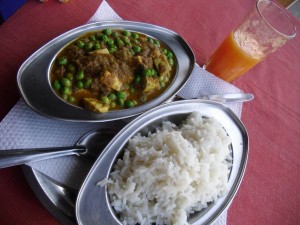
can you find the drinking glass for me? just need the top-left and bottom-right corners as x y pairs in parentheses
(204, 0), (296, 82)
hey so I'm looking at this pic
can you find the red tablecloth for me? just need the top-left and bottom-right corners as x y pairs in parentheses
(0, 0), (299, 224)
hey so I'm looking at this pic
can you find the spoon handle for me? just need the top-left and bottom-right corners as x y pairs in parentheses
(205, 93), (254, 103)
(174, 93), (254, 103)
(0, 146), (86, 169)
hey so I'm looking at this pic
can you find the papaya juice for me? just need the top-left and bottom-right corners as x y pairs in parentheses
(205, 31), (265, 82)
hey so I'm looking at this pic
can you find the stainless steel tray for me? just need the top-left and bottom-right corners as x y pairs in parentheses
(23, 166), (78, 225)
(17, 21), (195, 122)
(23, 100), (248, 225)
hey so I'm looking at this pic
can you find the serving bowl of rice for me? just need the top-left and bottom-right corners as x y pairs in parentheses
(76, 99), (248, 225)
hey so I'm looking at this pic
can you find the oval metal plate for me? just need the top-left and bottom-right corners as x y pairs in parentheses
(76, 100), (249, 225)
(17, 21), (195, 122)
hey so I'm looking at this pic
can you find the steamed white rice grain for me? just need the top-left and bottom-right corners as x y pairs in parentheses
(99, 112), (232, 225)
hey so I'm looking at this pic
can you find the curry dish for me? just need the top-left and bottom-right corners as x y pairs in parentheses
(50, 29), (176, 113)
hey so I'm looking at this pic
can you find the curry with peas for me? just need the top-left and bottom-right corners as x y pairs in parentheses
(50, 29), (176, 113)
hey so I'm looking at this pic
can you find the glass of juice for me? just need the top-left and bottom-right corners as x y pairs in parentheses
(204, 0), (296, 82)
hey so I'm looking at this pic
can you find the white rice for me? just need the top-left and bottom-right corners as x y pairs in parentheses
(98, 112), (232, 225)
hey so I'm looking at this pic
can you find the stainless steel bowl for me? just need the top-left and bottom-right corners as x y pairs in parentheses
(17, 21), (195, 122)
(76, 100), (249, 225)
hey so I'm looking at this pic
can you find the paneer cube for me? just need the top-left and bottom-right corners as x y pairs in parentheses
(150, 48), (161, 58)
(89, 48), (110, 55)
(134, 56), (143, 65)
(154, 54), (171, 77)
(100, 71), (123, 91)
(134, 56), (153, 70)
(143, 76), (160, 95)
(82, 98), (109, 113)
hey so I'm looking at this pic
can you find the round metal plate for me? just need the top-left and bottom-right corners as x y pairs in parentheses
(17, 21), (195, 122)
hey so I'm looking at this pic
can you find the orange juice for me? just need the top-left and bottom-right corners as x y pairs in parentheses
(205, 31), (265, 82)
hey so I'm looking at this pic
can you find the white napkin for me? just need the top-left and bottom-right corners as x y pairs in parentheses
(0, 1), (244, 224)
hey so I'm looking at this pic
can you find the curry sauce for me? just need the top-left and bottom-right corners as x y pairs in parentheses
(50, 29), (176, 113)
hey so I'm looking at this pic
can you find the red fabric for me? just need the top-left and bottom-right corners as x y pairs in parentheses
(0, 0), (299, 224)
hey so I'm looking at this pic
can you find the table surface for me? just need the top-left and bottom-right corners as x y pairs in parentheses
(0, 0), (299, 224)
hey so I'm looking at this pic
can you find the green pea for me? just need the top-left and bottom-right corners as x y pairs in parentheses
(123, 30), (131, 37)
(100, 96), (110, 104)
(132, 100), (138, 106)
(61, 94), (68, 100)
(116, 91), (126, 99)
(135, 75), (142, 83)
(94, 42), (101, 50)
(68, 96), (75, 103)
(104, 28), (112, 35)
(125, 100), (134, 108)
(160, 81), (166, 88)
(143, 68), (152, 76)
(167, 52), (173, 58)
(153, 40), (160, 46)
(58, 56), (68, 65)
(76, 81), (84, 89)
(89, 35), (96, 41)
(159, 76), (165, 82)
(76, 71), (84, 80)
(129, 86), (135, 93)
(85, 42), (94, 51)
(53, 80), (61, 90)
(112, 31), (119, 38)
(132, 33), (139, 39)
(96, 32), (103, 40)
(162, 48), (168, 54)
(132, 39), (139, 45)
(65, 73), (74, 81)
(122, 36), (130, 44)
(151, 68), (157, 76)
(132, 45), (141, 53)
(108, 93), (117, 101)
(84, 77), (92, 88)
(77, 40), (85, 48)
(67, 64), (76, 73)
(61, 78), (72, 87)
(147, 37), (153, 43)
(61, 87), (72, 95)
(168, 58), (174, 66)
(140, 95), (147, 102)
(116, 39), (124, 47)
(110, 101), (116, 108)
(118, 98), (124, 107)
(107, 38), (114, 46)
(108, 47), (117, 54)
(102, 34), (108, 42)
(109, 46), (117, 54)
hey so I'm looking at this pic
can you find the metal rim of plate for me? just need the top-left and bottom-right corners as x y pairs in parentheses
(23, 166), (76, 225)
(21, 100), (248, 225)
(76, 100), (249, 225)
(17, 21), (195, 122)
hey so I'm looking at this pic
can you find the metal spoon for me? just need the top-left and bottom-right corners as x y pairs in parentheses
(0, 93), (253, 169)
(0, 129), (116, 169)
(174, 93), (254, 103)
